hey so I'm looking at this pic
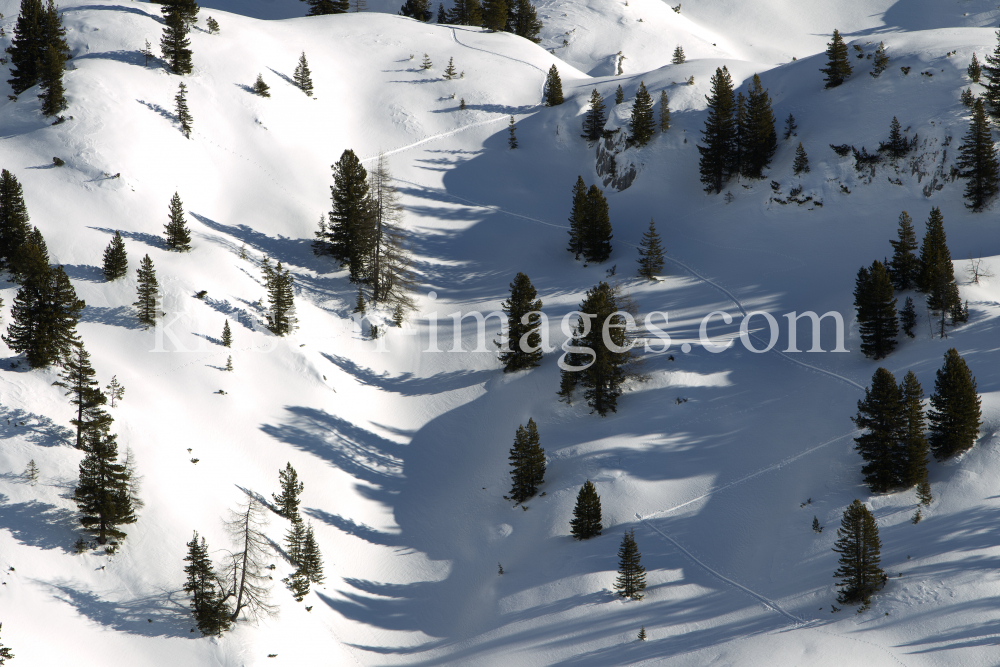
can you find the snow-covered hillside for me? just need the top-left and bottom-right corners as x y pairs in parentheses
(2, 1), (1000, 666)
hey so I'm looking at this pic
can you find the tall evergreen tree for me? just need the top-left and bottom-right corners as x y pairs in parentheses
(671, 45), (685, 64)
(928, 348), (982, 460)
(733, 92), (747, 178)
(102, 231), (128, 281)
(566, 176), (587, 259)
(325, 149), (373, 281)
(74, 430), (136, 544)
(968, 52), (982, 83)
(285, 514), (307, 565)
(879, 116), (910, 160)
(481, 0), (507, 31)
(629, 81), (655, 147)
(3, 264), (84, 368)
(266, 262), (296, 336)
(175, 82), (193, 138)
(293, 52), (314, 96)
(659, 90), (670, 132)
(898, 370), (929, 489)
(0, 169), (33, 272)
(272, 462), (304, 519)
(53, 342), (112, 450)
(917, 207), (960, 336)
(793, 142), (809, 174)
(508, 418), (545, 502)
(820, 29), (852, 88)
(981, 28), (1000, 118)
(399, 0), (431, 21)
(698, 66), (736, 193)
(508, 0), (541, 43)
(300, 523), (324, 583)
(38, 43), (67, 116)
(569, 479), (602, 540)
(581, 89), (607, 141)
(164, 192), (192, 251)
(221, 319), (232, 347)
(446, 0), (481, 25)
(870, 41), (889, 78)
(614, 529), (646, 600)
(544, 64), (563, 106)
(956, 98), (1000, 212)
(436, 2), (446, 22)
(496, 272), (543, 372)
(888, 211), (919, 290)
(742, 73), (777, 179)
(832, 499), (884, 604)
(853, 260), (898, 360)
(160, 7), (193, 75)
(636, 218), (664, 279)
(852, 367), (904, 493)
(184, 531), (231, 636)
(134, 254), (159, 328)
(6, 0), (44, 95)
(581, 185), (612, 263)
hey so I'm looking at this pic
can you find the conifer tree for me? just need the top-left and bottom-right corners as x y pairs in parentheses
(733, 92), (747, 178)
(220, 498), (277, 623)
(252, 74), (270, 97)
(6, 0), (44, 95)
(917, 478), (932, 506)
(184, 531), (231, 636)
(107, 375), (124, 408)
(102, 231), (128, 281)
(0, 623), (11, 664)
(0, 169), (32, 273)
(225, 355), (233, 371)
(509, 0), (542, 43)
(569, 479), (602, 539)
(928, 348), (982, 460)
(399, 0), (431, 21)
(968, 52), (982, 83)
(698, 66), (736, 193)
(812, 516), (821, 532)
(206, 16), (219, 33)
(508, 116), (518, 149)
(221, 319), (232, 347)
(879, 116), (911, 160)
(420, 53), (432, 70)
(820, 29), (852, 88)
(917, 207), (960, 336)
(365, 154), (415, 314)
(783, 112), (797, 140)
(482, 0), (507, 31)
(982, 28), (1000, 118)
(899, 370), (929, 488)
(53, 342), (112, 450)
(870, 41), (889, 78)
(853, 260), (898, 360)
(164, 192), (192, 251)
(544, 64), (563, 106)
(900, 296), (916, 338)
(300, 523), (324, 583)
(582, 185), (612, 263)
(566, 176), (587, 259)
(325, 149), (372, 280)
(888, 211), (919, 290)
(636, 218), (664, 279)
(614, 84), (624, 105)
(24, 459), (39, 485)
(508, 418), (545, 502)
(285, 514), (307, 565)
(175, 82), (193, 138)
(160, 7), (193, 75)
(293, 52), (313, 96)
(742, 74), (777, 179)
(792, 142), (809, 174)
(832, 500), (884, 604)
(443, 56), (457, 79)
(446, 0), (481, 25)
(614, 529), (646, 600)
(4, 264), (84, 368)
(286, 567), (310, 601)
(74, 430), (136, 544)
(956, 99), (999, 212)
(38, 43), (67, 116)
(638, 627), (646, 641)
(629, 81), (655, 147)
(272, 463), (304, 519)
(671, 45), (685, 64)
(659, 90), (670, 132)
(436, 2), (446, 22)
(307, 0), (348, 14)
(852, 367), (903, 492)
(133, 254), (159, 328)
(496, 272), (543, 372)
(581, 89), (607, 141)
(25, 226), (48, 268)
(266, 262), (296, 335)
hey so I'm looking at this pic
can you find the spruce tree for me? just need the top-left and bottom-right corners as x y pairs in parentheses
(133, 254), (159, 327)
(956, 99), (1000, 212)
(870, 41), (889, 78)
(496, 272), (543, 372)
(53, 342), (112, 450)
(698, 66), (736, 193)
(582, 185), (612, 263)
(326, 149), (373, 281)
(853, 260), (898, 360)
(742, 73), (777, 179)
(164, 192), (192, 251)
(898, 370), (929, 489)
(266, 262), (296, 336)
(482, 0), (507, 32)
(443, 57), (457, 79)
(928, 348), (982, 460)
(508, 116), (518, 149)
(285, 514), (307, 565)
(888, 211), (919, 290)
(569, 479), (602, 539)
(0, 169), (32, 273)
(659, 90), (670, 132)
(783, 112), (797, 140)
(879, 116), (910, 160)
(293, 52), (314, 96)
(252, 74), (270, 97)
(175, 82), (193, 138)
(420, 53), (432, 70)
(982, 28), (1000, 118)
(900, 296), (916, 337)
(629, 81), (655, 147)
(820, 29), (852, 88)
(544, 64), (563, 106)
(852, 367), (904, 492)
(300, 524), (324, 583)
(636, 218), (664, 279)
(671, 45), (685, 64)
(3, 264), (84, 368)
(793, 142), (809, 174)
(160, 7), (193, 75)
(446, 0), (481, 25)
(6, 0), (44, 95)
(184, 531), (231, 636)
(286, 567), (310, 601)
(581, 89), (607, 142)
(436, 2), (446, 22)
(399, 0), (431, 21)
(968, 52), (982, 83)
(206, 16), (219, 33)
(917, 207), (960, 336)
(509, 0), (542, 43)
(307, 0), (349, 14)
(832, 499), (884, 604)
(272, 462), (304, 518)
(566, 176), (587, 259)
(614, 529), (646, 600)
(102, 231), (128, 281)
(614, 84), (624, 105)
(38, 43), (67, 116)
(733, 92), (746, 178)
(508, 418), (545, 502)
(74, 430), (136, 544)
(221, 319), (232, 347)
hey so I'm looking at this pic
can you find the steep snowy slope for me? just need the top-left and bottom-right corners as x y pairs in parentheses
(1, 1), (1000, 666)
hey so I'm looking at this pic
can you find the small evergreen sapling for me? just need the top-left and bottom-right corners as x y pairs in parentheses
(252, 74), (270, 97)
(142, 39), (153, 67)
(175, 82), (193, 139)
(293, 53), (313, 96)
(102, 231), (128, 280)
(0, 626), (14, 664)
(783, 112), (797, 139)
(286, 567), (310, 601)
(793, 142), (809, 174)
(614, 529), (646, 600)
(614, 84), (624, 105)
(638, 627), (646, 641)
(671, 45), (685, 64)
(870, 41), (889, 78)
(636, 218), (664, 279)
(206, 16), (219, 34)
(508, 116), (517, 149)
(225, 355), (233, 372)
(459, 97), (466, 110)
(222, 319), (232, 347)
(106, 375), (124, 408)
(24, 458), (39, 486)
(968, 52), (982, 82)
(443, 57), (457, 79)
(812, 516), (822, 533)
(421, 53), (432, 70)
(569, 480), (602, 539)
(508, 419), (544, 502)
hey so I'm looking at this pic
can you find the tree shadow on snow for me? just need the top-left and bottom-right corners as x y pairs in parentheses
(304, 507), (408, 549)
(266, 67), (297, 89)
(37, 580), (192, 638)
(89, 226), (165, 251)
(136, 99), (176, 124)
(319, 352), (494, 396)
(0, 499), (78, 552)
(0, 407), (73, 447)
(75, 50), (147, 67)
(64, 4), (164, 22)
(61, 263), (106, 283)
(80, 305), (145, 330)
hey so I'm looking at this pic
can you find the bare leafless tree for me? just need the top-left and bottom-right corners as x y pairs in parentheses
(966, 254), (994, 284)
(219, 497), (277, 623)
(367, 153), (416, 315)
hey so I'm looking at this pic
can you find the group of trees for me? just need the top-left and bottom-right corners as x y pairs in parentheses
(6, 0), (70, 115)
(274, 463), (324, 601)
(566, 177), (613, 263)
(579, 84), (670, 146)
(397, 0), (541, 41)
(698, 69), (777, 192)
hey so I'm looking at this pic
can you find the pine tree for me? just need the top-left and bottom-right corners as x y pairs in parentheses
(38, 43), (67, 116)
(636, 218), (664, 279)
(638, 627), (646, 641)
(783, 112), (797, 140)
(658, 90), (670, 132)
(508, 418), (545, 502)
(446, 0), (481, 25)
(252, 74), (270, 97)
(671, 45), (685, 64)
(184, 531), (231, 636)
(820, 29), (852, 88)
(300, 523), (324, 583)
(164, 192), (192, 251)
(206, 16), (219, 33)
(508, 116), (518, 149)
(0, 623), (11, 664)
(436, 2), (446, 22)
(614, 529), (646, 600)
(832, 499), (884, 604)
(879, 116), (911, 160)
(102, 231), (128, 281)
(0, 169), (33, 273)
(443, 56), (457, 79)
(917, 207), (960, 336)
(898, 370), (929, 488)
(968, 52), (982, 83)
(141, 38), (153, 66)
(272, 462), (304, 519)
(24, 459), (39, 486)
(53, 342), (112, 450)
(482, 0), (507, 31)
(3, 264), (84, 368)
(812, 516), (821, 532)
(853, 260), (898, 360)
(928, 348), (982, 460)
(581, 89), (607, 141)
(888, 211), (919, 290)
(107, 375), (124, 408)
(175, 82), (193, 138)
(266, 262), (296, 335)
(293, 52), (314, 96)
(956, 99), (1000, 212)
(742, 73), (777, 179)
(6, 0), (44, 95)
(420, 53), (432, 70)
(285, 514), (307, 565)
(544, 64), (563, 106)
(852, 367), (904, 492)
(900, 296), (916, 337)
(566, 176), (587, 259)
(221, 319), (232, 347)
(582, 185), (612, 263)
(398, 0), (431, 21)
(733, 92), (747, 178)
(793, 142), (809, 174)
(307, 0), (349, 14)
(326, 149), (373, 281)
(74, 430), (136, 544)
(698, 66), (736, 193)
(569, 479), (602, 539)
(917, 477), (932, 506)
(160, 7), (193, 75)
(496, 272), (543, 371)
(133, 254), (159, 328)
(286, 567), (310, 601)
(225, 355), (233, 371)
(870, 41), (889, 78)
(614, 84), (624, 105)
(629, 81), (655, 147)
(982, 28), (1000, 118)
(509, 0), (542, 43)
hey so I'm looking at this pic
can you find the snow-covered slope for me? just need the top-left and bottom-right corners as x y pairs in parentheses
(2, 1), (1000, 666)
